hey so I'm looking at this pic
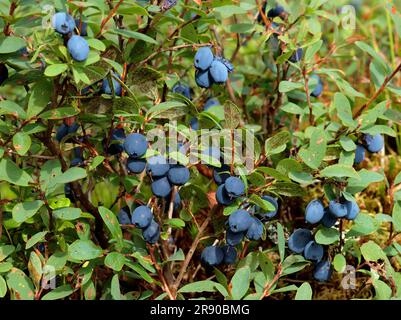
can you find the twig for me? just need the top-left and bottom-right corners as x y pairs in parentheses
(260, 263), (282, 299)
(302, 67), (314, 126)
(96, 0), (124, 37)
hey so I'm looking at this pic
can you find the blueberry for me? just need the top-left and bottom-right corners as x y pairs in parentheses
(200, 246), (224, 267)
(209, 60), (228, 84)
(64, 183), (76, 203)
(321, 207), (337, 228)
(164, 192), (181, 212)
(71, 157), (83, 167)
(132, 205), (153, 229)
(228, 209), (253, 233)
(313, 260), (333, 282)
(52, 12), (76, 35)
(288, 228), (313, 254)
(345, 200), (360, 220)
(195, 69), (213, 88)
(0, 63), (8, 85)
(194, 46), (214, 71)
(204, 98), (220, 111)
(364, 134), (384, 153)
(73, 147), (83, 159)
(74, 19), (88, 36)
(190, 117), (199, 130)
(305, 199), (325, 224)
(215, 57), (234, 73)
(117, 206), (131, 225)
(124, 133), (148, 158)
(127, 158), (147, 173)
(354, 144), (366, 164)
(213, 164), (231, 185)
(151, 177), (172, 198)
(67, 35), (89, 62)
(68, 122), (80, 135)
(167, 165), (190, 186)
(146, 155), (170, 177)
(172, 83), (192, 100)
(224, 177), (245, 198)
(257, 195), (279, 219)
(310, 74), (323, 98)
(142, 219), (160, 244)
(246, 217), (264, 241)
(216, 184), (234, 206)
(105, 128), (125, 155)
(226, 229), (245, 246)
(289, 48), (303, 63)
(267, 5), (285, 18)
(303, 241), (324, 262)
(222, 245), (237, 265)
(56, 124), (69, 142)
(328, 200), (348, 218)
(102, 72), (122, 96)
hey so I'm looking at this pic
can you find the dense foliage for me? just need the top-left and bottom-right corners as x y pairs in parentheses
(1, 0), (401, 300)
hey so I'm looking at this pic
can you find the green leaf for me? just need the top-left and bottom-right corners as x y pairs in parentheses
(26, 231), (48, 249)
(0, 100), (27, 119)
(53, 207), (81, 220)
(315, 227), (340, 245)
(277, 223), (285, 262)
(0, 275), (7, 298)
(111, 274), (122, 300)
(12, 200), (44, 223)
(373, 279), (392, 300)
(27, 79), (53, 118)
(0, 36), (26, 53)
(230, 266), (250, 300)
(294, 282), (312, 300)
(5, 268), (35, 300)
(98, 207), (124, 250)
(105, 252), (125, 272)
(248, 194), (275, 212)
(109, 29), (158, 44)
(167, 249), (185, 262)
(333, 254), (346, 273)
(333, 93), (357, 128)
(299, 127), (327, 169)
(360, 241), (386, 262)
(347, 212), (378, 237)
(223, 101), (241, 129)
(178, 280), (228, 297)
(393, 202), (401, 233)
(0, 245), (15, 262)
(265, 131), (291, 157)
(279, 81), (303, 93)
(40, 107), (79, 120)
(339, 136), (356, 152)
(320, 164), (359, 179)
(41, 285), (74, 300)
(68, 240), (103, 261)
(12, 132), (31, 156)
(0, 158), (33, 186)
(214, 5), (248, 18)
(53, 167), (87, 185)
(44, 64), (68, 77)
(347, 169), (384, 194)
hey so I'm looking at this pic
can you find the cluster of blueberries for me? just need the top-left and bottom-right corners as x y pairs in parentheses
(52, 12), (89, 62)
(287, 197), (360, 282)
(354, 134), (385, 164)
(194, 47), (233, 88)
(201, 147), (280, 267)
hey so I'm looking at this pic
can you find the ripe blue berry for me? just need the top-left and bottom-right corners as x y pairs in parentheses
(52, 12), (75, 35)
(190, 117), (199, 130)
(142, 219), (160, 244)
(124, 133), (148, 158)
(257, 195), (279, 219)
(102, 73), (122, 96)
(289, 48), (303, 63)
(354, 144), (366, 164)
(310, 74), (323, 98)
(172, 83), (192, 100)
(345, 200), (360, 220)
(288, 228), (313, 254)
(303, 241), (324, 262)
(226, 229), (245, 246)
(194, 46), (214, 71)
(305, 199), (325, 224)
(209, 60), (228, 84)
(216, 184), (234, 206)
(74, 19), (88, 36)
(167, 165), (190, 186)
(213, 164), (231, 185)
(224, 177), (245, 198)
(321, 207), (337, 228)
(364, 134), (384, 153)
(151, 177), (172, 198)
(195, 69), (213, 88)
(222, 245), (237, 265)
(117, 206), (131, 225)
(313, 260), (333, 282)
(204, 98), (220, 111)
(146, 155), (170, 177)
(201, 246), (224, 267)
(131, 205), (153, 229)
(127, 158), (147, 173)
(267, 5), (285, 18)
(246, 217), (264, 241)
(71, 157), (83, 167)
(67, 35), (89, 62)
(328, 200), (348, 218)
(228, 210), (253, 233)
